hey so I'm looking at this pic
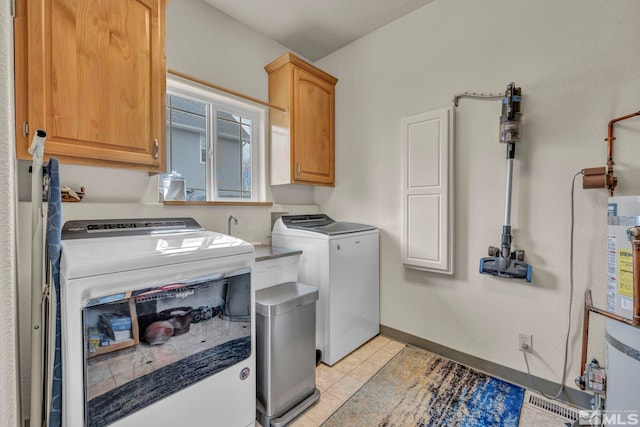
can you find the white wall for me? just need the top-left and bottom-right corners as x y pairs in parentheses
(315, 0), (640, 394)
(1, 0), (21, 425)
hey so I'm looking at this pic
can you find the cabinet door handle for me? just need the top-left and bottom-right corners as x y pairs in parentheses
(297, 162), (301, 175)
(153, 139), (159, 159)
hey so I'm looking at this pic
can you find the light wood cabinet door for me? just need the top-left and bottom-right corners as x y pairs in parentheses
(15, 0), (166, 171)
(293, 66), (335, 185)
(266, 52), (337, 187)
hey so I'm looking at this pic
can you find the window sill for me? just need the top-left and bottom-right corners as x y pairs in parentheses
(163, 201), (273, 207)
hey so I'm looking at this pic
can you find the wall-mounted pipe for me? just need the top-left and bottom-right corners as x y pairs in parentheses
(605, 111), (640, 195)
(578, 226), (640, 389)
(583, 111), (640, 196)
(452, 91), (504, 107)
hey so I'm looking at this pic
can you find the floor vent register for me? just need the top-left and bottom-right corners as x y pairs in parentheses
(525, 391), (580, 422)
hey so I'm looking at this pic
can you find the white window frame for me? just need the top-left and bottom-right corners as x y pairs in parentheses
(166, 75), (268, 202)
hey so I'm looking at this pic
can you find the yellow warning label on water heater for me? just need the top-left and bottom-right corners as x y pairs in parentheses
(618, 248), (634, 297)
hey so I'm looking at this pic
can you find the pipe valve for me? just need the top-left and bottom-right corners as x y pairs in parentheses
(582, 110), (640, 196)
(575, 359), (606, 394)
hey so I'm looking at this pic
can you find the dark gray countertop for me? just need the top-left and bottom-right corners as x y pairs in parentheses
(253, 245), (302, 262)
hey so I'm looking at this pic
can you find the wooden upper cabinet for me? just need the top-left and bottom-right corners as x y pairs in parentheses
(15, 0), (166, 172)
(265, 52), (337, 186)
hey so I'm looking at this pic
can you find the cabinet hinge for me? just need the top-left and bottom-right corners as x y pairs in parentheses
(23, 122), (29, 137)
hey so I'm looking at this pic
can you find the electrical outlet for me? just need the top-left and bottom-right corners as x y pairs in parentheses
(518, 333), (532, 352)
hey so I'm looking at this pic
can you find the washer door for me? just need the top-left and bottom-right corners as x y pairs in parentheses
(82, 270), (252, 426)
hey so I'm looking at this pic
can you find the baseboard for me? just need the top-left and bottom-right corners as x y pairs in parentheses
(380, 324), (591, 410)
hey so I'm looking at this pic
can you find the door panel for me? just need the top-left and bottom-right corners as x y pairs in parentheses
(293, 67), (335, 184)
(17, 0), (166, 170)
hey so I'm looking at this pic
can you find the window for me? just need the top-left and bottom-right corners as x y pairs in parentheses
(164, 76), (267, 202)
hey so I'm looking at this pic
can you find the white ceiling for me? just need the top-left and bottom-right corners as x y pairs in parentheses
(201, 0), (435, 61)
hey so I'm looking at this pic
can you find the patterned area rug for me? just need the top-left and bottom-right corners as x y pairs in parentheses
(322, 346), (525, 427)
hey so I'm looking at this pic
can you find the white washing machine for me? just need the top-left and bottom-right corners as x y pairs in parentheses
(58, 218), (255, 427)
(271, 214), (379, 365)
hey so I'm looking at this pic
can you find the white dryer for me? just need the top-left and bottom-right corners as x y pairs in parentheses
(271, 214), (379, 365)
(58, 218), (255, 427)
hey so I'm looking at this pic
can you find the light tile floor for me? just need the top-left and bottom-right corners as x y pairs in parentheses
(260, 335), (574, 427)
(290, 335), (405, 426)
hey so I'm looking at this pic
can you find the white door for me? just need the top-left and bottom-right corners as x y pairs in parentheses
(401, 107), (454, 274)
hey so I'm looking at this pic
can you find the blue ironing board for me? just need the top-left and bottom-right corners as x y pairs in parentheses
(46, 157), (62, 427)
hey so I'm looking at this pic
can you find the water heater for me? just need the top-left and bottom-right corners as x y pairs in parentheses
(605, 196), (640, 414)
(607, 196), (640, 319)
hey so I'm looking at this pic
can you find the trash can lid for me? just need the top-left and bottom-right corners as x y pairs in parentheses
(255, 282), (319, 317)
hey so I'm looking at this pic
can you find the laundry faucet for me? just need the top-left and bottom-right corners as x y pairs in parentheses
(227, 215), (238, 236)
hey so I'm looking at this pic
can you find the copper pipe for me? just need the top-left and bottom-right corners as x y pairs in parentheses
(579, 289), (640, 389)
(604, 111), (640, 196)
(579, 289), (592, 390)
(587, 301), (635, 324)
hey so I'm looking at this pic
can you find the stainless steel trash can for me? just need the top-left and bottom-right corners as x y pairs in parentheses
(256, 282), (320, 427)
(221, 273), (251, 322)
